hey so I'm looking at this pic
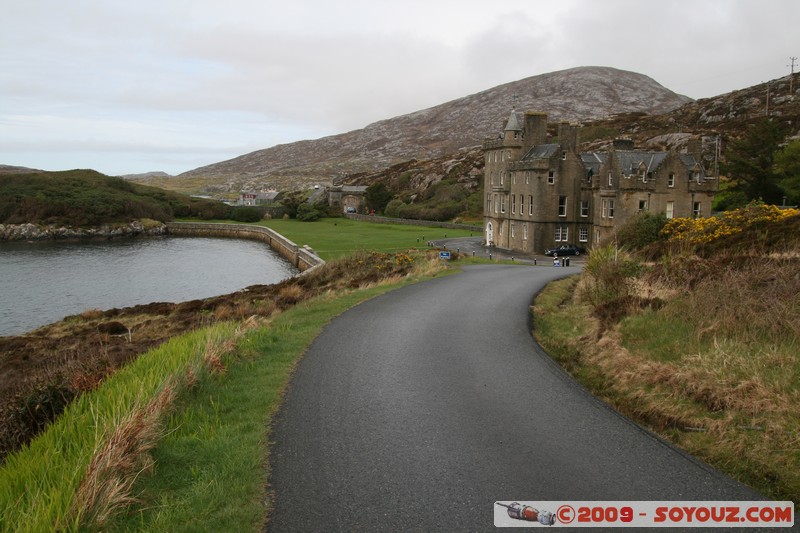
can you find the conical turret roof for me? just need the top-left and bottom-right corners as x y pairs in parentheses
(504, 110), (522, 131)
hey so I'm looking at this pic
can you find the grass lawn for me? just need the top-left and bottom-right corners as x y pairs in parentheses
(255, 218), (477, 260)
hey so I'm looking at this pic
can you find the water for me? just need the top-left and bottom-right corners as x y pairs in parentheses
(0, 236), (298, 336)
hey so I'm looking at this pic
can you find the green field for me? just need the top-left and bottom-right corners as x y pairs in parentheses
(254, 218), (476, 260)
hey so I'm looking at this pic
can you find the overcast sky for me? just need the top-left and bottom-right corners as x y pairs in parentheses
(1, 0), (797, 176)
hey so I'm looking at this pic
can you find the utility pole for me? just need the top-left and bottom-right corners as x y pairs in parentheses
(789, 56), (798, 95)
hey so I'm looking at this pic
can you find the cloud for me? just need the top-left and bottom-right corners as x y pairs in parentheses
(1, 0), (799, 174)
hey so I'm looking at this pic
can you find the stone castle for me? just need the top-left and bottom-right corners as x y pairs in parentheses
(483, 111), (717, 254)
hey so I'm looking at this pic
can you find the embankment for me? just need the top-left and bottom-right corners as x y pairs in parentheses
(166, 222), (324, 272)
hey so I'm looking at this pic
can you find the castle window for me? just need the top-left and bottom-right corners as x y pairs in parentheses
(501, 195), (506, 213)
(555, 225), (569, 242)
(562, 151), (567, 160)
(668, 173), (675, 187)
(666, 201), (674, 219)
(608, 172), (613, 186)
(494, 195), (499, 214)
(548, 170), (555, 184)
(579, 227), (588, 243)
(526, 172), (530, 184)
(500, 171), (505, 185)
(511, 194), (516, 214)
(580, 200), (589, 217)
(601, 198), (615, 218)
(528, 195), (534, 215)
(558, 196), (567, 217)
(511, 223), (516, 238)
(693, 201), (701, 218)
(487, 194), (491, 212)
(638, 199), (648, 211)
(520, 195), (524, 215)
(523, 223), (528, 240)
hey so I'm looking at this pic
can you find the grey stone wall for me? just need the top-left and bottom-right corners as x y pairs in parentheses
(165, 222), (325, 273)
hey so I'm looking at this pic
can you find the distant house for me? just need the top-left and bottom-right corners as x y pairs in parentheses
(483, 111), (717, 254)
(237, 190), (280, 206)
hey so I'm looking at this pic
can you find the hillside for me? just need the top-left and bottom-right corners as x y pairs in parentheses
(0, 169), (230, 229)
(579, 72), (800, 152)
(136, 67), (690, 195)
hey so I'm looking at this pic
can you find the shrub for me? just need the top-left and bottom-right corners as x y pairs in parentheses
(660, 202), (800, 246)
(616, 212), (667, 250)
(578, 245), (642, 312)
(296, 202), (323, 222)
(229, 207), (262, 223)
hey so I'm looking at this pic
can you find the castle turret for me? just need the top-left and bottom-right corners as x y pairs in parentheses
(503, 110), (523, 143)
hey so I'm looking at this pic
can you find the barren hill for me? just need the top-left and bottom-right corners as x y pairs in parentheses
(168, 66), (691, 194)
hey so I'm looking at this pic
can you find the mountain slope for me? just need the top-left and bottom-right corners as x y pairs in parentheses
(173, 66), (691, 193)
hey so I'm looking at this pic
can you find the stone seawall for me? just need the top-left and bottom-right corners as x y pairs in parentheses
(166, 222), (325, 273)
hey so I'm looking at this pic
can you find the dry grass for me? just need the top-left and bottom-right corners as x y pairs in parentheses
(203, 316), (260, 375)
(68, 382), (177, 530)
(536, 223), (800, 500)
(64, 318), (263, 530)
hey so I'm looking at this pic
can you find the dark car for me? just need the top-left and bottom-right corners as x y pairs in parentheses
(544, 244), (586, 256)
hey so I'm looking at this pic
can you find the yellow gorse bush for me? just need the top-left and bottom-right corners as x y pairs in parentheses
(660, 203), (800, 245)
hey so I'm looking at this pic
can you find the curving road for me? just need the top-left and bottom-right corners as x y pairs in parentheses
(267, 264), (765, 531)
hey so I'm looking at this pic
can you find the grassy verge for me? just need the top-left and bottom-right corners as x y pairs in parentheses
(0, 321), (241, 531)
(532, 258), (800, 503)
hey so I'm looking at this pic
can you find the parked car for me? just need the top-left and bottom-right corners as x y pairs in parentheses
(345, 207), (357, 213)
(544, 244), (586, 256)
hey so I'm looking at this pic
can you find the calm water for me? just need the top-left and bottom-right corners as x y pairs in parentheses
(0, 236), (298, 336)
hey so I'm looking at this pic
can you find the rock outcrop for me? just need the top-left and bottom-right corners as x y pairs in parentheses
(0, 220), (167, 241)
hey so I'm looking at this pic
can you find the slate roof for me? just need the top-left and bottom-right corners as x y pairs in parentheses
(581, 152), (606, 176)
(615, 152), (668, 174)
(522, 144), (560, 160)
(504, 110), (522, 131)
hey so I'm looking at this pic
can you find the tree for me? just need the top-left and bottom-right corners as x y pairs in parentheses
(364, 182), (393, 214)
(229, 206), (262, 222)
(721, 118), (788, 204)
(296, 202), (322, 222)
(279, 191), (307, 219)
(775, 140), (800, 204)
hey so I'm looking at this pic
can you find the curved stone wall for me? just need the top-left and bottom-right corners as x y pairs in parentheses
(165, 222), (325, 273)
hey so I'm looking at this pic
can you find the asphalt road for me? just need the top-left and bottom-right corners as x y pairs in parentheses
(267, 264), (768, 531)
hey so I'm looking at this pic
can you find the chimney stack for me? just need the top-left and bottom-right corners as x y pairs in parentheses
(523, 111), (548, 153)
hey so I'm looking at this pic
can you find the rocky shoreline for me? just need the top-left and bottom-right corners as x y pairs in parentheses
(0, 220), (168, 241)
